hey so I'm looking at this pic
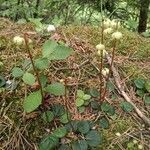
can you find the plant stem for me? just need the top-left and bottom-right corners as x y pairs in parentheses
(99, 20), (104, 102)
(24, 33), (44, 102)
(101, 40), (117, 101)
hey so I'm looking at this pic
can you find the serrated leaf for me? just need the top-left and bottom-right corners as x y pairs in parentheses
(39, 135), (59, 150)
(12, 67), (24, 78)
(136, 89), (144, 97)
(101, 102), (115, 116)
(99, 117), (109, 129)
(83, 94), (91, 100)
(53, 127), (67, 138)
(120, 101), (134, 112)
(42, 40), (58, 57)
(77, 90), (84, 98)
(77, 121), (90, 134)
(35, 58), (49, 70)
(90, 88), (100, 98)
(76, 98), (84, 107)
(72, 140), (88, 150)
(52, 104), (65, 117)
(22, 72), (36, 85)
(48, 45), (73, 60)
(86, 130), (102, 147)
(78, 106), (85, 113)
(59, 113), (69, 124)
(106, 81), (115, 92)
(45, 82), (65, 96)
(0, 76), (6, 87)
(145, 80), (150, 93)
(39, 74), (47, 87)
(144, 96), (150, 105)
(23, 91), (42, 112)
(42, 111), (54, 123)
(134, 79), (145, 89)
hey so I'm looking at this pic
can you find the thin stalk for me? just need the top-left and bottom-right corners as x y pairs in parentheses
(24, 33), (44, 102)
(99, 0), (104, 101)
(101, 40), (117, 101)
(64, 78), (74, 131)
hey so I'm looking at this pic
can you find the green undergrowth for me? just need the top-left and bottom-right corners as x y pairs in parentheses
(0, 20), (150, 149)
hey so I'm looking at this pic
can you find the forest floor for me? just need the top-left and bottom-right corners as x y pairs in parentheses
(0, 18), (150, 150)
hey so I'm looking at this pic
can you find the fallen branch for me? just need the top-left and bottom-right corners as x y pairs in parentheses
(105, 53), (150, 127)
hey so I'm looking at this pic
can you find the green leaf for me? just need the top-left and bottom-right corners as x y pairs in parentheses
(22, 72), (36, 85)
(53, 127), (67, 138)
(42, 40), (58, 57)
(45, 82), (65, 96)
(99, 117), (109, 129)
(60, 113), (69, 124)
(120, 101), (134, 112)
(76, 98), (84, 107)
(77, 90), (84, 98)
(83, 94), (91, 100)
(72, 140), (88, 150)
(35, 58), (49, 70)
(12, 67), (24, 78)
(59, 145), (70, 150)
(134, 79), (145, 89)
(144, 96), (150, 105)
(77, 121), (90, 134)
(39, 74), (47, 87)
(48, 45), (73, 60)
(86, 130), (102, 147)
(0, 76), (6, 87)
(42, 111), (54, 123)
(90, 88), (100, 98)
(39, 135), (59, 150)
(145, 80), (150, 93)
(106, 81), (115, 92)
(90, 101), (99, 110)
(52, 104), (65, 117)
(78, 106), (85, 113)
(101, 102), (115, 116)
(23, 91), (42, 113)
(136, 89), (145, 97)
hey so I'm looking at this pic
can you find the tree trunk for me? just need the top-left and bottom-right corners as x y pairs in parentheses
(138, 0), (150, 33)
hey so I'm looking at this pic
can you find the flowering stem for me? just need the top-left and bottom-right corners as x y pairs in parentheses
(101, 40), (117, 101)
(24, 33), (44, 102)
(99, 21), (104, 102)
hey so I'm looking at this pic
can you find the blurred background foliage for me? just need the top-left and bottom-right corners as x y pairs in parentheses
(0, 0), (150, 33)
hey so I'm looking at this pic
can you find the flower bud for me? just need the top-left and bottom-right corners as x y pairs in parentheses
(97, 49), (106, 57)
(103, 27), (113, 35)
(138, 144), (143, 149)
(47, 24), (56, 32)
(102, 68), (109, 77)
(133, 140), (138, 144)
(13, 36), (25, 45)
(96, 44), (105, 51)
(103, 19), (111, 28)
(115, 132), (121, 137)
(112, 31), (123, 40)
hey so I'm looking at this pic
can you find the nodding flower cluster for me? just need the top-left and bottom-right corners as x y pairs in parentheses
(13, 36), (32, 46)
(96, 18), (123, 77)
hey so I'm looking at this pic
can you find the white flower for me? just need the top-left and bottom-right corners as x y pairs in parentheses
(103, 19), (111, 28)
(102, 68), (109, 77)
(47, 24), (56, 32)
(97, 49), (107, 57)
(96, 44), (105, 51)
(112, 31), (123, 40)
(115, 132), (121, 137)
(133, 140), (138, 144)
(103, 28), (113, 35)
(13, 36), (25, 45)
(110, 20), (121, 29)
(138, 144), (143, 149)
